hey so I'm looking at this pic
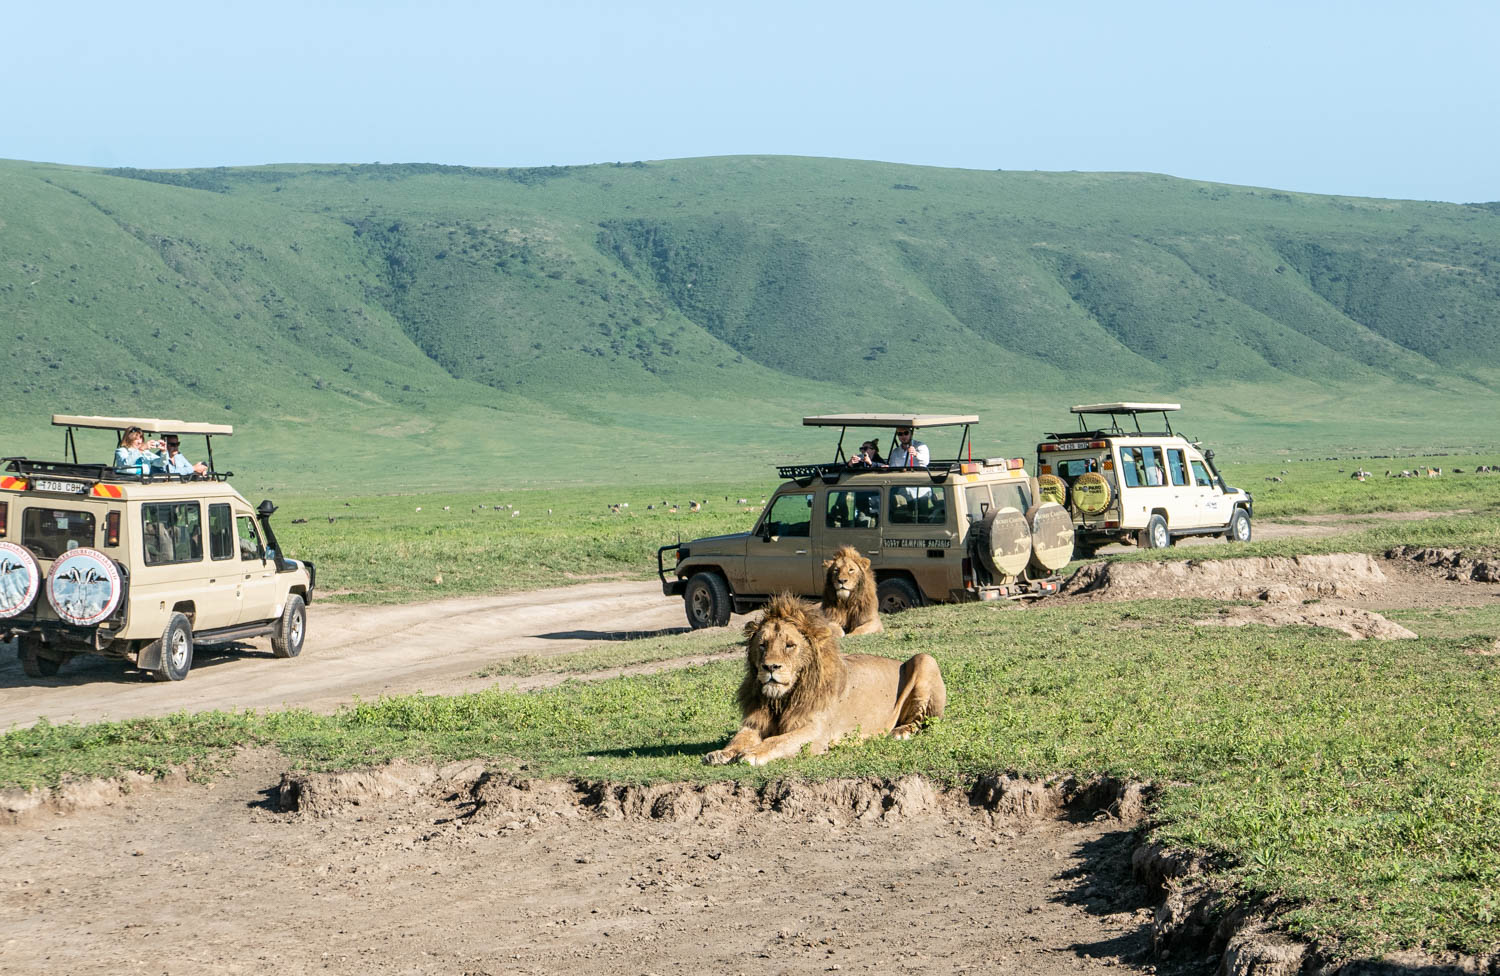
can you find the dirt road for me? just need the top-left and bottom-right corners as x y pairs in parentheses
(0, 580), (700, 730)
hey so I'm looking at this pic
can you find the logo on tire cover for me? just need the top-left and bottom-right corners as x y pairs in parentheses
(46, 548), (122, 626)
(1036, 474), (1067, 507)
(0, 541), (41, 618)
(1071, 472), (1112, 516)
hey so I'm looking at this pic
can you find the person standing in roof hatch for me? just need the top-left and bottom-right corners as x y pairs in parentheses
(161, 434), (209, 477)
(888, 426), (929, 468)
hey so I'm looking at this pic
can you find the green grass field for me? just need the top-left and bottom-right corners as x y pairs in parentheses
(5, 470), (1500, 961)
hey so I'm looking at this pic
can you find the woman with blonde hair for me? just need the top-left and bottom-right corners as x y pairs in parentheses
(114, 426), (168, 475)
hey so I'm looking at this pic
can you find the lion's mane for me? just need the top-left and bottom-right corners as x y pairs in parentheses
(738, 592), (848, 725)
(821, 546), (881, 635)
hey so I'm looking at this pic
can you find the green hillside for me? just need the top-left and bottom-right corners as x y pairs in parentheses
(2, 156), (1498, 491)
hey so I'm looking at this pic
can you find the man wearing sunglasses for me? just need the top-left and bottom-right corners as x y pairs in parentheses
(888, 427), (929, 469)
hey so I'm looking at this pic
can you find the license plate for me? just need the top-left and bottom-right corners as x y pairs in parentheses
(34, 479), (87, 494)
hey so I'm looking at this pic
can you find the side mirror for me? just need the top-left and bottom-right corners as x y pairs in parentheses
(758, 522), (773, 541)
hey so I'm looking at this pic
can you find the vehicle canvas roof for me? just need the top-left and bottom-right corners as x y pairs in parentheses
(803, 413), (979, 429)
(1069, 403), (1180, 415)
(53, 414), (234, 436)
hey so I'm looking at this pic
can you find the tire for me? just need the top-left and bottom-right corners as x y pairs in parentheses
(152, 612), (194, 682)
(876, 577), (921, 615)
(683, 572), (731, 629)
(1225, 508), (1252, 543)
(1140, 514), (1171, 550)
(271, 594), (306, 658)
(17, 636), (61, 678)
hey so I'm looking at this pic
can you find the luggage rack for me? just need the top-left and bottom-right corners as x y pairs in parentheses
(4, 457), (232, 484)
(775, 459), (964, 487)
(1063, 402), (1180, 438)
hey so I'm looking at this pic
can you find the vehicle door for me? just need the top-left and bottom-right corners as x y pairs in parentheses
(747, 491), (818, 595)
(1164, 447), (1203, 527)
(138, 500), (221, 627)
(1186, 452), (1229, 528)
(235, 512), (282, 624)
(1117, 444), (1171, 527)
(818, 486), (883, 564)
(882, 482), (954, 598)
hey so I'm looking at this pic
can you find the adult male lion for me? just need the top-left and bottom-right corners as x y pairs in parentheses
(704, 593), (946, 766)
(821, 545), (883, 635)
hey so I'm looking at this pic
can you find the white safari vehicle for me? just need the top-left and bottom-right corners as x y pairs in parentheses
(660, 414), (1075, 628)
(1, 415), (315, 680)
(1034, 403), (1253, 554)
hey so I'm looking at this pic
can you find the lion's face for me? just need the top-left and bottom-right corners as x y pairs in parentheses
(750, 617), (813, 699)
(824, 550), (869, 604)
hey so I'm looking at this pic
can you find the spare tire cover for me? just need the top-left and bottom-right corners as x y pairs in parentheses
(1071, 472), (1112, 516)
(977, 507), (1032, 579)
(0, 541), (41, 619)
(46, 547), (123, 627)
(1036, 474), (1068, 508)
(1027, 503), (1076, 573)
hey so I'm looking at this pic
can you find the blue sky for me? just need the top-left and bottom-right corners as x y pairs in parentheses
(6, 0), (1497, 202)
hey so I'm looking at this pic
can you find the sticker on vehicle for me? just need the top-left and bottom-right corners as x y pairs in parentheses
(0, 541), (41, 618)
(46, 547), (123, 626)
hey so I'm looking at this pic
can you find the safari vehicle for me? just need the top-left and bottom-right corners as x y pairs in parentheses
(1, 415), (314, 680)
(1035, 403), (1253, 554)
(659, 414), (1075, 629)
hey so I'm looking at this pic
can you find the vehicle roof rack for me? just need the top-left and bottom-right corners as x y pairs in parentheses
(803, 413), (979, 429)
(4, 457), (232, 484)
(52, 414), (235, 435)
(1064, 402), (1180, 437)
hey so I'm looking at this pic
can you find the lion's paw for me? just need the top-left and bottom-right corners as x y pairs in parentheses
(890, 724), (917, 740)
(703, 749), (735, 766)
(740, 752), (768, 767)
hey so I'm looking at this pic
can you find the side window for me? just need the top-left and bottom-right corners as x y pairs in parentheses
(21, 508), (96, 559)
(1119, 448), (1144, 488)
(1141, 446), (1165, 485)
(888, 485), (947, 525)
(236, 515), (264, 560)
(826, 490), (880, 529)
(762, 493), (812, 539)
(1190, 460), (1214, 487)
(209, 504), (234, 561)
(1167, 449), (1189, 486)
(142, 502), (203, 566)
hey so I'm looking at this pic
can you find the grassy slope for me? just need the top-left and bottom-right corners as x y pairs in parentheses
(2, 157), (1499, 491)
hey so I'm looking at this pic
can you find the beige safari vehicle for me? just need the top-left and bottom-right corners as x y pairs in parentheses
(1, 415), (314, 680)
(660, 414), (1075, 628)
(1035, 403), (1253, 554)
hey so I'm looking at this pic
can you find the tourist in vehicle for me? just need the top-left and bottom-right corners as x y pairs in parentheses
(161, 434), (209, 477)
(113, 426), (169, 474)
(888, 427), (929, 468)
(847, 439), (885, 468)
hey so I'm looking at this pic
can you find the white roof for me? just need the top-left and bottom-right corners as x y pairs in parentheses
(804, 413), (979, 429)
(1069, 403), (1180, 415)
(52, 414), (234, 436)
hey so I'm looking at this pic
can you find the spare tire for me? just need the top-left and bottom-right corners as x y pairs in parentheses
(1071, 472), (1112, 516)
(1026, 503), (1076, 574)
(1036, 474), (1068, 508)
(0, 542), (42, 619)
(975, 507), (1032, 580)
(45, 547), (123, 627)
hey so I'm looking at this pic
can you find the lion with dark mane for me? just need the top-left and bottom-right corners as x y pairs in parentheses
(704, 593), (946, 766)
(821, 545), (883, 635)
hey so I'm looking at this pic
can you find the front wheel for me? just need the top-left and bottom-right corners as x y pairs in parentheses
(876, 577), (921, 615)
(272, 594), (306, 658)
(152, 613), (194, 682)
(1225, 508), (1252, 543)
(684, 572), (732, 629)
(18, 636), (61, 678)
(1140, 515), (1171, 550)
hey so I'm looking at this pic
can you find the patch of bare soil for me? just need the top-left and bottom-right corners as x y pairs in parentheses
(1062, 554), (1391, 603)
(1193, 605), (1418, 640)
(0, 753), (1220, 976)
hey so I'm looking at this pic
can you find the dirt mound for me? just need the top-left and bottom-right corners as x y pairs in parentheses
(1061, 553), (1387, 602)
(1195, 605), (1418, 640)
(1387, 545), (1500, 583)
(1, 767), (190, 826)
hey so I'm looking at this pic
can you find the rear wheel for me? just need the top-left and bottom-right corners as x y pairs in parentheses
(152, 613), (194, 682)
(18, 636), (61, 678)
(684, 572), (732, 629)
(1140, 515), (1171, 550)
(1225, 508), (1252, 543)
(876, 577), (921, 614)
(271, 595), (306, 658)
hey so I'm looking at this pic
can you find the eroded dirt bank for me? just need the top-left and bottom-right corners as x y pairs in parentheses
(0, 754), (1213, 976)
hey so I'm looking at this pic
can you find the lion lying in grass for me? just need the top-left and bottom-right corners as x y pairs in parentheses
(821, 545), (883, 635)
(704, 593), (946, 766)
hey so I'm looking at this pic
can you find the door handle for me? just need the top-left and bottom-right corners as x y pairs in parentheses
(795, 549), (808, 555)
